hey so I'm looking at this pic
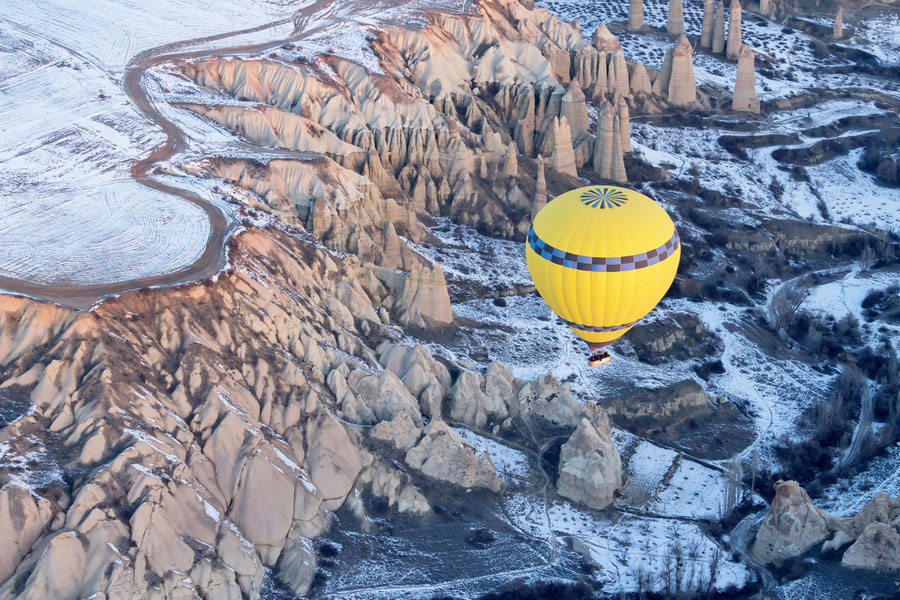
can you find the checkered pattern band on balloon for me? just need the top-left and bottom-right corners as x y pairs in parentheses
(527, 228), (680, 272)
(559, 317), (640, 333)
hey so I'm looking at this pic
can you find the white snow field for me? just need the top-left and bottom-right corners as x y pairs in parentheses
(0, 0), (303, 289)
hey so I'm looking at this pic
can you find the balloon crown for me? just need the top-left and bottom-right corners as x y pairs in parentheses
(580, 187), (629, 209)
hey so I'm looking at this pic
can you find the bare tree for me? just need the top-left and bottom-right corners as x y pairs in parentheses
(771, 277), (811, 333)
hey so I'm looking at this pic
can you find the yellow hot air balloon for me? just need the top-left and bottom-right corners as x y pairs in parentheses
(525, 185), (680, 366)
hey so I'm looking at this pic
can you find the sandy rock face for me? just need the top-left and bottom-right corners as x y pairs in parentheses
(733, 44), (760, 113)
(833, 7), (843, 39)
(726, 0), (743, 60)
(556, 414), (622, 510)
(405, 420), (502, 492)
(653, 34), (697, 107)
(0, 485), (53, 584)
(842, 522), (900, 572)
(628, 0), (644, 31)
(667, 0), (684, 35)
(752, 480), (834, 564)
(700, 0), (715, 48)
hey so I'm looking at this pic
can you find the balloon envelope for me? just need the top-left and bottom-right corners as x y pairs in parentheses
(525, 185), (680, 350)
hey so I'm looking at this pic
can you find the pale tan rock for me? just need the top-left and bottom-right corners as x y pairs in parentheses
(617, 95), (631, 153)
(449, 369), (507, 429)
(841, 523), (900, 572)
(733, 44), (760, 113)
(726, 0), (743, 60)
(759, 0), (774, 17)
(556, 414), (622, 510)
(18, 532), (87, 600)
(366, 461), (430, 515)
(752, 480), (834, 564)
(371, 412), (422, 451)
(592, 100), (616, 179)
(277, 537), (316, 596)
(405, 420), (501, 492)
(608, 51), (631, 98)
(611, 115), (628, 183)
(701, 0), (716, 48)
(591, 23), (621, 51)
(546, 116), (578, 178)
(834, 7), (843, 39)
(501, 143), (518, 177)
(374, 263), (454, 330)
(305, 411), (364, 502)
(561, 79), (590, 134)
(665, 35), (698, 106)
(629, 63), (652, 95)
(628, 0), (644, 31)
(668, 0), (685, 35)
(532, 155), (547, 221)
(0, 485), (53, 583)
(513, 373), (585, 427)
(713, 1), (726, 53)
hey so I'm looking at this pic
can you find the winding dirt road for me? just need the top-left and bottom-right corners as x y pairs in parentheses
(0, 1), (337, 310)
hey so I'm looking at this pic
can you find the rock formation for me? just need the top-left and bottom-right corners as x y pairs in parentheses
(546, 116), (578, 177)
(628, 0), (644, 31)
(592, 100), (626, 182)
(834, 7), (843, 39)
(701, 0), (715, 48)
(842, 523), (900, 572)
(653, 34), (698, 107)
(732, 44), (760, 113)
(617, 95), (631, 153)
(713, 1), (726, 54)
(533, 155), (547, 220)
(726, 0), (743, 60)
(592, 23), (621, 52)
(501, 143), (518, 177)
(608, 50), (631, 98)
(668, 0), (685, 35)
(556, 415), (622, 510)
(629, 63), (652, 95)
(561, 79), (590, 134)
(759, 0), (773, 17)
(752, 481), (835, 564)
(404, 420), (502, 492)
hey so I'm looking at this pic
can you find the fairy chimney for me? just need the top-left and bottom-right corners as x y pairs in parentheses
(548, 117), (578, 178)
(668, 0), (685, 35)
(834, 7), (843, 39)
(726, 0), (743, 60)
(666, 34), (698, 106)
(713, 1), (726, 53)
(592, 23), (622, 52)
(617, 95), (632, 153)
(561, 79), (590, 134)
(592, 100), (616, 178)
(629, 0), (644, 31)
(532, 156), (547, 220)
(732, 44), (760, 113)
(501, 144), (518, 177)
(701, 0), (716, 48)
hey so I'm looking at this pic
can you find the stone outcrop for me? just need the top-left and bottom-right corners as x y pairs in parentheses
(591, 23), (621, 52)
(404, 420), (502, 492)
(752, 481), (835, 564)
(701, 0), (715, 48)
(834, 7), (843, 39)
(545, 116), (578, 177)
(726, 0), (743, 60)
(653, 34), (697, 107)
(713, 1), (726, 54)
(617, 95), (631, 153)
(667, 0), (684, 35)
(733, 44), (760, 113)
(629, 63), (651, 95)
(532, 155), (547, 220)
(556, 414), (622, 510)
(759, 0), (774, 17)
(0, 485), (53, 584)
(628, 0), (644, 31)
(592, 100), (626, 182)
(561, 79), (590, 134)
(842, 523), (900, 572)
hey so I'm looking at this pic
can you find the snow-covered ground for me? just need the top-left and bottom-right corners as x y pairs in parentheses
(838, 11), (900, 67)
